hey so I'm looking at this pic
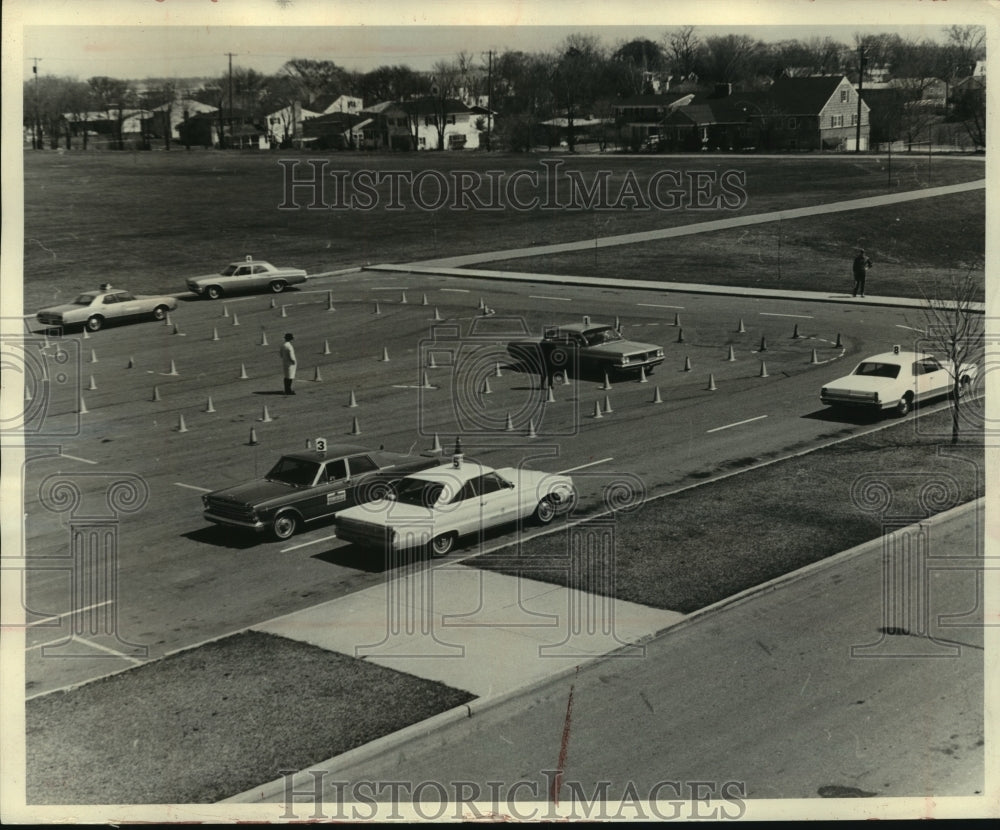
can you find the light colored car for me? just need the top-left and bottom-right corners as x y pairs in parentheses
(186, 256), (307, 300)
(508, 318), (664, 378)
(201, 443), (443, 540)
(36, 285), (178, 332)
(334, 455), (575, 556)
(820, 347), (977, 417)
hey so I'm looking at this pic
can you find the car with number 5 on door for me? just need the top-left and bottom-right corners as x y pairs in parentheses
(334, 454), (576, 557)
(201, 443), (444, 540)
(820, 346), (977, 417)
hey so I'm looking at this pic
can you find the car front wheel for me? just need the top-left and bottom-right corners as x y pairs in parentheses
(894, 393), (913, 417)
(86, 315), (103, 332)
(534, 497), (558, 524)
(271, 512), (299, 540)
(269, 280), (286, 293)
(152, 305), (169, 321)
(206, 285), (224, 300)
(429, 532), (456, 557)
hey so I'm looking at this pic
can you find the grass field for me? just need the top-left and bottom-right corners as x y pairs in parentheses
(20, 150), (984, 310)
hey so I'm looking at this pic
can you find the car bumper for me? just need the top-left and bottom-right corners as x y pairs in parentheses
(820, 394), (889, 410)
(186, 283), (205, 294)
(203, 511), (266, 532)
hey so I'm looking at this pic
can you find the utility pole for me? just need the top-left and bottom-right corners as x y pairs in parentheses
(29, 57), (42, 149)
(855, 44), (865, 153)
(486, 50), (493, 151)
(226, 52), (235, 149)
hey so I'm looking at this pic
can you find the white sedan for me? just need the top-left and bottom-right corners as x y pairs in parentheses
(334, 458), (575, 556)
(36, 285), (178, 332)
(186, 256), (307, 299)
(820, 348), (977, 417)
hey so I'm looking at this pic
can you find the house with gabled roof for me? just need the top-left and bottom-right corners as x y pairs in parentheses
(611, 92), (695, 146)
(661, 96), (754, 151)
(359, 97), (482, 150)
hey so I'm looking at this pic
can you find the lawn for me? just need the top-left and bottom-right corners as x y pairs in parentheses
(20, 150), (984, 310)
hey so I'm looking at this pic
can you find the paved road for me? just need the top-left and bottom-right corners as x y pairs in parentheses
(276, 500), (987, 818)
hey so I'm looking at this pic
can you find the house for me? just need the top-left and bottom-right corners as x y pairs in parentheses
(146, 98), (217, 143)
(661, 96), (755, 152)
(611, 93), (694, 145)
(359, 97), (482, 151)
(300, 111), (370, 150)
(310, 94), (364, 115)
(733, 75), (870, 151)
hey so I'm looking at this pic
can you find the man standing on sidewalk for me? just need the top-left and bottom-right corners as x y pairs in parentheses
(280, 332), (297, 395)
(852, 249), (872, 297)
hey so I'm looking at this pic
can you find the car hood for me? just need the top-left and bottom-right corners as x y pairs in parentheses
(206, 479), (298, 506)
(588, 341), (661, 356)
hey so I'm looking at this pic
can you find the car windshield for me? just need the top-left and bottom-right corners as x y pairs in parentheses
(583, 328), (623, 346)
(392, 477), (445, 508)
(265, 457), (320, 486)
(853, 361), (901, 379)
(220, 265), (240, 276)
(73, 294), (97, 305)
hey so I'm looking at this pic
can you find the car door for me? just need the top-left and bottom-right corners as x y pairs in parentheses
(914, 357), (949, 401)
(250, 263), (270, 290)
(298, 458), (349, 521)
(100, 292), (123, 321)
(232, 264), (253, 287)
(444, 477), (483, 537)
(113, 291), (143, 320)
(478, 471), (520, 528)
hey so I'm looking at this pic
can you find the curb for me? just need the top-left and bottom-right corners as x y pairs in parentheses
(222, 495), (983, 804)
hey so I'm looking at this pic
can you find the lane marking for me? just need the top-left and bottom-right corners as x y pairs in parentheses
(529, 295), (572, 302)
(706, 415), (768, 433)
(370, 286), (408, 291)
(559, 457), (613, 474)
(281, 534), (338, 553)
(440, 288), (470, 293)
(759, 312), (814, 319)
(175, 482), (211, 492)
(896, 324), (927, 333)
(637, 302), (684, 309)
(27, 635), (145, 663)
(26, 600), (113, 628)
(59, 453), (98, 465)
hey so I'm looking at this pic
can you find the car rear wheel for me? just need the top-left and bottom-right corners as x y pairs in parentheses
(894, 393), (913, 417)
(269, 280), (287, 294)
(85, 315), (103, 332)
(152, 305), (169, 321)
(534, 497), (558, 524)
(429, 532), (456, 557)
(206, 285), (224, 300)
(271, 512), (299, 540)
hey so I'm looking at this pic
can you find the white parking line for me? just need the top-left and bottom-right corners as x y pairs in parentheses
(559, 457), (613, 474)
(706, 415), (768, 433)
(26, 600), (113, 628)
(175, 482), (211, 492)
(281, 534), (338, 553)
(529, 295), (572, 302)
(440, 288), (470, 293)
(59, 453), (98, 465)
(895, 324), (927, 333)
(759, 312), (814, 319)
(637, 302), (684, 309)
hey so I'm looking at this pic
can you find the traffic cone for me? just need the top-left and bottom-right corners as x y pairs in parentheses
(428, 352), (437, 369)
(238, 363), (248, 380)
(638, 366), (648, 383)
(494, 362), (503, 377)
(260, 405), (272, 423)
(313, 366), (323, 382)
(327, 291), (335, 311)
(211, 327), (220, 341)
(151, 385), (161, 402)
(677, 328), (685, 343)
(759, 361), (769, 378)
(127, 356), (135, 368)
(350, 416), (361, 435)
(222, 304), (230, 317)
(810, 348), (820, 364)
(24, 385), (32, 402)
(481, 377), (492, 395)
(683, 356), (692, 372)
(82, 328), (90, 340)
(247, 427), (258, 446)
(280, 305), (288, 317)
(792, 323), (800, 339)
(652, 385), (663, 404)
(323, 339), (331, 355)
(759, 335), (767, 352)
(177, 413), (188, 433)
(727, 345), (736, 362)
(400, 291), (407, 304)
(374, 301), (381, 315)
(614, 315), (621, 332)
(593, 401), (603, 419)
(504, 412), (514, 431)
(172, 323), (181, 335)
(232, 313), (240, 326)
(561, 371), (572, 386)
(90, 349), (98, 364)
(429, 433), (442, 453)
(348, 390), (358, 408)
(835, 332), (843, 348)
(603, 395), (613, 414)
(545, 384), (556, 403)
(259, 330), (269, 346)
(673, 313), (681, 326)
(422, 371), (433, 389)
(205, 396), (216, 413)
(478, 297), (485, 310)
(88, 375), (97, 391)
(527, 419), (538, 438)
(380, 346), (390, 362)
(434, 307), (443, 321)
(168, 360), (179, 376)
(79, 395), (88, 414)
(707, 373), (717, 391)
(737, 318), (746, 333)
(601, 373), (612, 390)
(270, 297), (277, 309)
(421, 293), (428, 306)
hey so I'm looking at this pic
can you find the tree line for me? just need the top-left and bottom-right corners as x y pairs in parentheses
(23, 25), (985, 151)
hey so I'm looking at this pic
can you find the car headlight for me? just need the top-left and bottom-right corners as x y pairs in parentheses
(201, 495), (210, 508)
(655, 349), (664, 358)
(620, 355), (631, 366)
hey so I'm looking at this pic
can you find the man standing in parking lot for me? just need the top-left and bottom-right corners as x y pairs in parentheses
(852, 249), (872, 297)
(280, 332), (297, 395)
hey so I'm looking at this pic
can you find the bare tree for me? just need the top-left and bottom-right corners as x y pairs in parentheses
(918, 269), (985, 444)
(664, 26), (703, 80)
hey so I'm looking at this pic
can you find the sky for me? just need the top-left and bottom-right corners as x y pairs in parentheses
(6, 0), (994, 83)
